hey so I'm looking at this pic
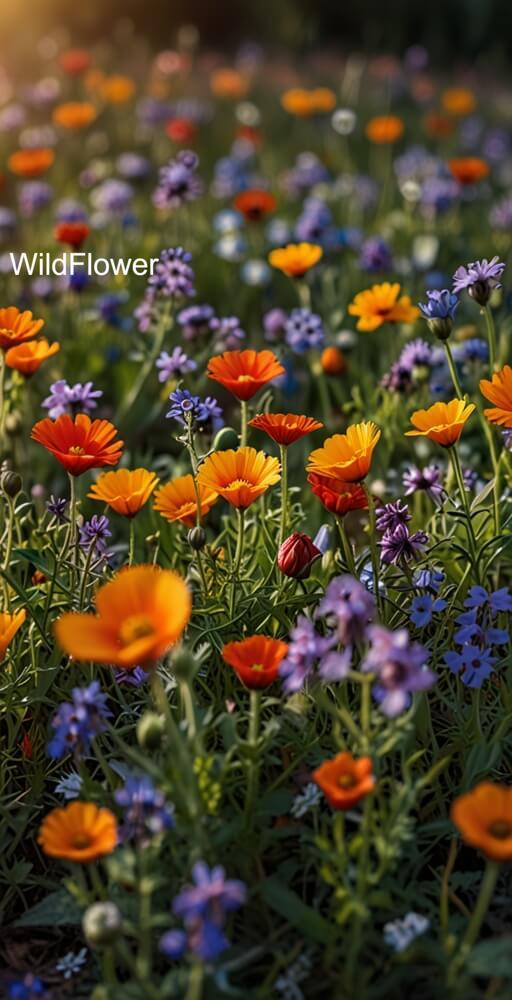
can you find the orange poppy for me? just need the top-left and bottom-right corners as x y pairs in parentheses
(88, 468), (159, 518)
(38, 802), (117, 863)
(313, 752), (375, 810)
(234, 189), (277, 222)
(268, 243), (323, 278)
(54, 221), (90, 247)
(321, 346), (346, 376)
(210, 68), (248, 99)
(307, 422), (381, 483)
(59, 48), (91, 76)
(0, 307), (44, 350)
(101, 75), (135, 103)
(451, 782), (512, 862)
(365, 115), (404, 144)
(423, 112), (454, 138)
(442, 87), (476, 116)
(5, 338), (60, 375)
(480, 365), (512, 427)
(308, 472), (368, 516)
(249, 413), (323, 446)
(197, 447), (280, 509)
(153, 475), (218, 527)
(207, 349), (285, 401)
(405, 399), (475, 446)
(281, 88), (316, 117)
(7, 148), (54, 178)
(222, 635), (288, 689)
(31, 413), (124, 477)
(166, 118), (197, 144)
(448, 157), (489, 185)
(53, 102), (97, 130)
(349, 283), (420, 332)
(54, 564), (191, 668)
(0, 609), (26, 661)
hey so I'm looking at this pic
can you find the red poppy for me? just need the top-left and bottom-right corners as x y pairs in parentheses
(234, 189), (276, 222)
(54, 221), (90, 248)
(165, 118), (197, 143)
(249, 413), (323, 446)
(222, 635), (288, 689)
(31, 413), (124, 476)
(308, 473), (369, 516)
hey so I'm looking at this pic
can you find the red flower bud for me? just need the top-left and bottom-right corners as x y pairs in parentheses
(277, 532), (321, 580)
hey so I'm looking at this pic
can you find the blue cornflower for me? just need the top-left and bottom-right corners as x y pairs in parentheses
(359, 236), (393, 273)
(48, 681), (111, 761)
(410, 594), (447, 628)
(414, 568), (444, 593)
(156, 347), (197, 382)
(453, 338), (489, 364)
(7, 974), (49, 999)
(464, 585), (512, 615)
(160, 863), (246, 962)
(114, 665), (149, 686)
(419, 288), (458, 340)
(444, 645), (497, 687)
(153, 150), (203, 210)
(454, 608), (508, 648)
(452, 256), (505, 306)
(114, 775), (174, 842)
(210, 316), (246, 350)
(166, 388), (223, 434)
(285, 309), (324, 353)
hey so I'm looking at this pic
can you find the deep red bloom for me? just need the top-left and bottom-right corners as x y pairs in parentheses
(307, 473), (369, 516)
(222, 635), (288, 689)
(54, 221), (90, 247)
(234, 189), (276, 222)
(277, 532), (321, 579)
(165, 118), (197, 143)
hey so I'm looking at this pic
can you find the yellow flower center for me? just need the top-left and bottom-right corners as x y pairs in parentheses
(72, 832), (92, 849)
(251, 662), (264, 672)
(489, 820), (511, 839)
(119, 614), (155, 646)
(68, 445), (86, 455)
(338, 774), (356, 789)
(237, 374), (256, 382)
(228, 478), (253, 490)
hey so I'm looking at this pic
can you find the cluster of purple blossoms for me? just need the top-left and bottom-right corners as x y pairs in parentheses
(285, 309), (325, 354)
(177, 304), (216, 341)
(79, 515), (112, 564)
(210, 316), (246, 351)
(148, 247), (196, 301)
(362, 626), (435, 716)
(318, 575), (376, 647)
(402, 464), (444, 504)
(47, 681), (111, 760)
(359, 236), (393, 273)
(444, 586), (511, 688)
(114, 775), (174, 843)
(153, 150), (203, 210)
(452, 256), (505, 306)
(381, 339), (435, 394)
(156, 346), (197, 382)
(18, 181), (52, 218)
(279, 616), (343, 692)
(160, 863), (247, 963)
(166, 388), (223, 434)
(42, 380), (103, 419)
(376, 501), (428, 565)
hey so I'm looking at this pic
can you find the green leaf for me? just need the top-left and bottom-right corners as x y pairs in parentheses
(468, 937), (512, 978)
(14, 888), (81, 927)
(260, 876), (333, 943)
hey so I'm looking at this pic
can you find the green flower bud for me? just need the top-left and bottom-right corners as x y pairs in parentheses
(213, 426), (239, 451)
(172, 646), (197, 681)
(188, 525), (206, 550)
(1, 470), (22, 497)
(137, 711), (165, 751)
(82, 902), (122, 947)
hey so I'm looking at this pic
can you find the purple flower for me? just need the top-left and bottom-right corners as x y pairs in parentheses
(399, 339), (435, 371)
(46, 496), (68, 521)
(18, 181), (52, 218)
(376, 500), (411, 533)
(134, 294), (156, 333)
(114, 775), (174, 842)
(153, 150), (203, 210)
(79, 515), (112, 561)
(444, 645), (497, 688)
(173, 862), (246, 923)
(452, 256), (505, 306)
(7, 974), (49, 1000)
(48, 681), (111, 760)
(156, 347), (197, 382)
(285, 309), (324, 354)
(419, 289), (458, 340)
(359, 236), (393, 273)
(263, 308), (287, 343)
(177, 304), (215, 341)
(91, 179), (134, 215)
(317, 575), (376, 647)
(414, 568), (444, 593)
(210, 316), (246, 350)
(362, 626), (435, 716)
(42, 380), (103, 419)
(379, 524), (428, 565)
(402, 465), (444, 503)
(166, 389), (223, 433)
(148, 246), (196, 300)
(279, 615), (334, 693)
(115, 666), (149, 686)
(410, 594), (447, 627)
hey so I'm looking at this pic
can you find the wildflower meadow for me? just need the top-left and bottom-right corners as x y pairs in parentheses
(1, 17), (512, 1000)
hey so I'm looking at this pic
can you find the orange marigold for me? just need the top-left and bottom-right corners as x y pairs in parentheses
(249, 413), (323, 446)
(480, 365), (512, 427)
(88, 468), (159, 517)
(5, 338), (59, 375)
(153, 475), (218, 527)
(307, 422), (381, 483)
(222, 635), (288, 689)
(268, 242), (322, 278)
(365, 115), (404, 144)
(38, 801), (117, 863)
(0, 609), (26, 661)
(0, 307), (44, 350)
(53, 102), (97, 129)
(313, 752), (375, 810)
(207, 349), (285, 401)
(7, 148), (54, 178)
(349, 283), (419, 332)
(405, 399), (475, 446)
(197, 446), (280, 509)
(31, 413), (124, 476)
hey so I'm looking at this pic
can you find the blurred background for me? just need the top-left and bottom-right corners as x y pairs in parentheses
(0, 0), (510, 66)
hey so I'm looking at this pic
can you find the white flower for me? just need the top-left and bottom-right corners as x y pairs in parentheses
(383, 912), (430, 953)
(56, 947), (88, 979)
(291, 783), (322, 818)
(55, 771), (82, 800)
(331, 108), (357, 136)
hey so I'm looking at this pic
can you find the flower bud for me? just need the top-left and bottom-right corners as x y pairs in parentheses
(187, 525), (206, 550)
(172, 645), (198, 681)
(425, 317), (453, 341)
(82, 902), (122, 947)
(321, 346), (346, 375)
(277, 532), (321, 580)
(137, 711), (165, 751)
(213, 426), (239, 451)
(1, 470), (22, 497)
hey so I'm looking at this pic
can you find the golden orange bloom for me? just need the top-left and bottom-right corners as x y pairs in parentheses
(210, 68), (248, 99)
(448, 157), (489, 186)
(54, 565), (191, 668)
(313, 752), (375, 810)
(365, 115), (404, 144)
(310, 87), (336, 112)
(54, 221), (90, 247)
(234, 189), (276, 222)
(208, 349), (285, 401)
(442, 87), (476, 116)
(0, 307), (44, 350)
(8, 148), (54, 178)
(281, 88), (316, 117)
(222, 635), (288, 689)
(31, 414), (124, 477)
(308, 472), (368, 516)
(307, 422), (381, 483)
(249, 413), (323, 446)
(268, 242), (322, 278)
(197, 447), (280, 509)
(321, 346), (346, 376)
(348, 282), (420, 332)
(59, 48), (91, 76)
(405, 399), (475, 447)
(88, 468), (159, 518)
(101, 75), (135, 103)
(0, 609), (26, 661)
(5, 338), (60, 376)
(153, 475), (218, 528)
(480, 365), (512, 427)
(53, 101), (97, 129)
(38, 801), (117, 863)
(451, 783), (512, 862)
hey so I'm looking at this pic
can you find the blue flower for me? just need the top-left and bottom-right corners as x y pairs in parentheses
(166, 389), (223, 433)
(48, 682), (111, 761)
(419, 288), (458, 320)
(160, 863), (246, 963)
(114, 775), (174, 842)
(284, 309), (324, 354)
(444, 645), (497, 688)
(410, 594), (447, 628)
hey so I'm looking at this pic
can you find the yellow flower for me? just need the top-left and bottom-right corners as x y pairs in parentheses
(268, 243), (323, 278)
(348, 282), (420, 332)
(88, 468), (159, 517)
(405, 399), (475, 446)
(307, 422), (380, 482)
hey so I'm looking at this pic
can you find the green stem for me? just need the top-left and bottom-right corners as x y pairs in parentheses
(448, 860), (500, 983)
(278, 444), (288, 548)
(78, 538), (97, 609)
(336, 517), (357, 576)
(443, 341), (464, 399)
(244, 689), (261, 827)
(364, 486), (383, 617)
(240, 399), (248, 447)
(230, 507), (245, 615)
(128, 519), (135, 565)
(117, 305), (171, 423)
(0, 354), (6, 451)
(483, 305), (497, 373)
(449, 447), (479, 576)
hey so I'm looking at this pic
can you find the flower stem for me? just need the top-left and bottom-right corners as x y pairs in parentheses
(443, 341), (464, 399)
(483, 305), (497, 373)
(336, 517), (357, 577)
(128, 519), (135, 566)
(278, 444), (288, 548)
(449, 446), (479, 575)
(240, 399), (248, 447)
(244, 689), (261, 828)
(447, 860), (500, 984)
(364, 485), (382, 617)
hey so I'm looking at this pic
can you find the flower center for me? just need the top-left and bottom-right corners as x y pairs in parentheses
(119, 614), (155, 646)
(250, 662), (264, 672)
(68, 445), (86, 455)
(338, 774), (356, 789)
(72, 832), (92, 849)
(228, 478), (253, 490)
(237, 374), (256, 383)
(489, 820), (511, 839)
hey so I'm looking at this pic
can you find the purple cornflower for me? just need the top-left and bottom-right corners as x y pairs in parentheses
(166, 389), (223, 433)
(18, 181), (52, 218)
(403, 465), (444, 503)
(362, 626), (435, 716)
(160, 863), (247, 962)
(114, 775), (174, 842)
(410, 594), (447, 628)
(399, 338), (435, 372)
(295, 197), (332, 244)
(376, 500), (411, 533)
(114, 666), (149, 686)
(156, 347), (197, 382)
(419, 289), (458, 340)
(48, 681), (111, 760)
(42, 380), (103, 419)
(79, 515), (112, 560)
(452, 256), (505, 306)
(91, 179), (134, 215)
(359, 236), (393, 273)
(379, 524), (428, 565)
(279, 615), (334, 693)
(117, 152), (151, 180)
(46, 496), (68, 521)
(177, 304), (215, 341)
(453, 338), (488, 365)
(153, 150), (203, 210)
(414, 568), (444, 593)
(263, 308), (287, 343)
(444, 645), (497, 688)
(285, 309), (324, 354)
(210, 316), (246, 350)
(463, 468), (479, 492)
(317, 575), (376, 647)
(147, 247), (196, 300)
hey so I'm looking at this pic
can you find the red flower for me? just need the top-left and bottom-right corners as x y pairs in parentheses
(277, 532), (321, 579)
(31, 413), (124, 477)
(55, 221), (90, 247)
(166, 118), (197, 143)
(308, 473), (369, 516)
(222, 635), (288, 689)
(234, 189), (276, 222)
(249, 413), (323, 446)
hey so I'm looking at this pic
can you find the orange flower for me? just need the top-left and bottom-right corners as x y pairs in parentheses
(197, 447), (280, 509)
(308, 472), (368, 516)
(281, 88), (315, 117)
(31, 413), (124, 476)
(8, 148), (54, 178)
(5, 338), (60, 375)
(480, 366), (512, 427)
(38, 801), (117, 863)
(210, 68), (248, 99)
(222, 635), (288, 689)
(0, 609), (26, 661)
(208, 349), (285, 401)
(234, 189), (276, 222)
(349, 283), (420, 332)
(268, 242), (322, 278)
(166, 118), (197, 144)
(442, 87), (476, 116)
(54, 564), (191, 668)
(451, 783), (512, 862)
(405, 399), (475, 447)
(313, 752), (375, 810)
(54, 221), (90, 247)
(249, 413), (323, 446)
(88, 468), (159, 518)
(310, 88), (336, 113)
(59, 48), (91, 75)
(53, 102), (97, 130)
(423, 112), (454, 138)
(307, 422), (381, 483)
(366, 115), (404, 144)
(101, 75), (135, 103)
(0, 307), (44, 350)
(153, 475), (218, 528)
(321, 346), (346, 376)
(448, 157), (489, 185)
